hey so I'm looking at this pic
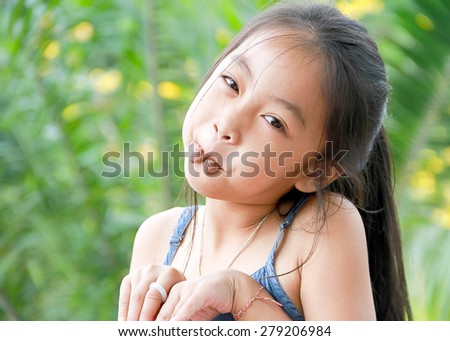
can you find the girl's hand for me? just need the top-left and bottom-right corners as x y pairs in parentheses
(118, 264), (186, 321)
(155, 270), (236, 321)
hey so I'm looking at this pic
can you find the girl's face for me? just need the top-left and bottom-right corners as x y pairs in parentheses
(182, 32), (327, 205)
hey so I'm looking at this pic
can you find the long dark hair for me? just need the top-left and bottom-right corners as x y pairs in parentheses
(186, 2), (411, 320)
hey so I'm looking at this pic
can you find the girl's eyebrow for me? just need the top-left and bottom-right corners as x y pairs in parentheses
(232, 55), (252, 78)
(271, 96), (306, 127)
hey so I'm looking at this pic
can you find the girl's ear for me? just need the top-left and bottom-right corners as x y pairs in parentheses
(294, 159), (341, 193)
(294, 175), (317, 193)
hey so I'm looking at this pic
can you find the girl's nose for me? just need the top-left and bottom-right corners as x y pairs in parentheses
(213, 111), (241, 144)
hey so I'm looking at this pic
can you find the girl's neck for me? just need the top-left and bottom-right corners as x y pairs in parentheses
(202, 198), (277, 241)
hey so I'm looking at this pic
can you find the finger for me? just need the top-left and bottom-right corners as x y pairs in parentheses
(155, 288), (180, 321)
(139, 268), (180, 321)
(172, 306), (219, 321)
(169, 293), (208, 321)
(139, 282), (168, 321)
(127, 276), (156, 321)
(167, 281), (224, 321)
(118, 275), (131, 321)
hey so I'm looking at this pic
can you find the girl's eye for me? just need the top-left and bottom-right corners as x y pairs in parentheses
(263, 115), (285, 131)
(222, 75), (239, 93)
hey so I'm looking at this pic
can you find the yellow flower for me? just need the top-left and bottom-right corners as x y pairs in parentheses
(336, 0), (384, 19)
(410, 170), (435, 197)
(71, 21), (94, 42)
(426, 155), (445, 174)
(432, 208), (450, 229)
(158, 81), (181, 100)
(132, 80), (154, 100)
(90, 68), (123, 94)
(62, 103), (82, 121)
(415, 13), (434, 31)
(43, 40), (60, 60)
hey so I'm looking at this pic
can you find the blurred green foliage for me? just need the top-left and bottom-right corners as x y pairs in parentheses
(0, 0), (449, 320)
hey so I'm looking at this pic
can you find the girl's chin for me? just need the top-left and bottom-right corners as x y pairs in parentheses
(184, 172), (237, 201)
(185, 173), (221, 192)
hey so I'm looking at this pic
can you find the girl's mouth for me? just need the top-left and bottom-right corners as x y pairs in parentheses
(202, 152), (223, 176)
(188, 143), (223, 175)
(188, 142), (204, 164)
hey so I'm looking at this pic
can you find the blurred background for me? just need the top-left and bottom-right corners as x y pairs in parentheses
(0, 0), (449, 320)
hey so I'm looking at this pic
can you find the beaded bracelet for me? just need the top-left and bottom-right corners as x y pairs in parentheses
(232, 286), (283, 320)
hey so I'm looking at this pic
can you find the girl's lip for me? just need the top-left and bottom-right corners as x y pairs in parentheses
(202, 157), (222, 175)
(188, 142), (204, 164)
(188, 142), (224, 173)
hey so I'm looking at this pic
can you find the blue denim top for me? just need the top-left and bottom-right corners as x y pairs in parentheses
(163, 197), (309, 321)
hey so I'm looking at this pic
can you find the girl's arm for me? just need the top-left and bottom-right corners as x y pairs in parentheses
(299, 197), (376, 320)
(129, 207), (184, 271)
(230, 271), (290, 320)
(156, 270), (291, 321)
(118, 207), (186, 321)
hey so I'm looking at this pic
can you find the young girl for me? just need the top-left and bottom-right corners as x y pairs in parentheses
(118, 2), (411, 321)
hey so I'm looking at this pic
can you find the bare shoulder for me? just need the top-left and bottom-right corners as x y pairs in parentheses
(293, 192), (367, 264)
(129, 207), (185, 272)
(280, 193), (365, 266)
(291, 192), (364, 236)
(322, 192), (365, 235)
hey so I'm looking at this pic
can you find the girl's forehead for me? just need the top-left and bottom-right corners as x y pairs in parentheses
(228, 30), (318, 70)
